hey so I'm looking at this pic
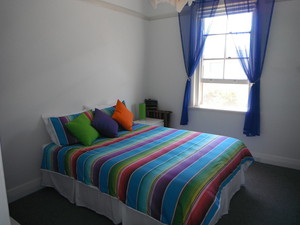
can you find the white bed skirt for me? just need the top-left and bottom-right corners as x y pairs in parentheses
(41, 161), (251, 225)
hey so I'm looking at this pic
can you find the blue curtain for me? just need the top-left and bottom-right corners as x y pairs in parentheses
(178, 0), (219, 125)
(224, 0), (275, 136)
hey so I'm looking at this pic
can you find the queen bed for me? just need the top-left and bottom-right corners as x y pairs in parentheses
(41, 119), (253, 225)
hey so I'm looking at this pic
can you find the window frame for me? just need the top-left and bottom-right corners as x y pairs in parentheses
(192, 13), (252, 112)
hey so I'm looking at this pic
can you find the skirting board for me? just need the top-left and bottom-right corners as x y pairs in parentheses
(252, 152), (300, 171)
(11, 217), (20, 225)
(6, 153), (299, 203)
(7, 177), (42, 203)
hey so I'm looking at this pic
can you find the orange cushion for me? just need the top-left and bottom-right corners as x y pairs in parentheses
(112, 99), (134, 131)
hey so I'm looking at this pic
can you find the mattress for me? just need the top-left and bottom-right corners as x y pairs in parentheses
(41, 123), (253, 225)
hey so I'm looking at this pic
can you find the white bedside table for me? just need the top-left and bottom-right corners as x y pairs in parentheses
(134, 117), (164, 127)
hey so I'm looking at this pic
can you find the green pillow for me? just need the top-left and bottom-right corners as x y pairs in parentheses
(65, 113), (99, 146)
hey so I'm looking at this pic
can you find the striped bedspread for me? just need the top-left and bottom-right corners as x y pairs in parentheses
(41, 124), (253, 225)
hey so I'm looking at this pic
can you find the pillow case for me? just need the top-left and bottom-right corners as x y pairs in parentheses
(112, 99), (134, 131)
(83, 101), (126, 117)
(44, 110), (93, 146)
(98, 101), (126, 117)
(65, 113), (99, 146)
(83, 104), (113, 111)
(100, 105), (116, 117)
(92, 108), (119, 138)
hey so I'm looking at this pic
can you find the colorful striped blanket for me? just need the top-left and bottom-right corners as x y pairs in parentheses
(41, 124), (253, 225)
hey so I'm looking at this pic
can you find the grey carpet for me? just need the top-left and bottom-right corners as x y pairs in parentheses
(216, 162), (300, 225)
(9, 162), (300, 225)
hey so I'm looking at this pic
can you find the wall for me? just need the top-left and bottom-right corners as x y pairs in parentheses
(145, 0), (300, 169)
(0, 145), (10, 225)
(1, 0), (299, 203)
(0, 0), (147, 202)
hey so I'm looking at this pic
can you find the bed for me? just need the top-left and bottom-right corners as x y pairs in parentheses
(41, 122), (253, 225)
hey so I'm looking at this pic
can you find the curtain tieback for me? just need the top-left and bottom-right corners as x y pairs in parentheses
(250, 79), (260, 86)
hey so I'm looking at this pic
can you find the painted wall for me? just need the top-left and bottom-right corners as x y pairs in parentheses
(0, 0), (147, 201)
(1, 0), (299, 203)
(0, 145), (10, 225)
(145, 0), (300, 169)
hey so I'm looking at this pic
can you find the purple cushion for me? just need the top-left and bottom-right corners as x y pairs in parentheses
(92, 108), (119, 138)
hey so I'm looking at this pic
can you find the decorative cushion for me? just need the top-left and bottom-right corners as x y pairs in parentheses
(112, 99), (134, 131)
(65, 113), (99, 146)
(44, 110), (93, 146)
(92, 108), (119, 138)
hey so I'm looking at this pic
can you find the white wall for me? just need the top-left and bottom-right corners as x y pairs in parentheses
(145, 0), (300, 169)
(0, 145), (11, 225)
(0, 0), (147, 202)
(1, 0), (299, 203)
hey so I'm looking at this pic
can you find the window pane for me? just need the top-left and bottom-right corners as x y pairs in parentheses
(227, 33), (251, 58)
(226, 36), (238, 58)
(204, 15), (227, 35)
(202, 60), (224, 79)
(227, 13), (252, 33)
(202, 83), (249, 111)
(203, 35), (225, 59)
(224, 59), (247, 80)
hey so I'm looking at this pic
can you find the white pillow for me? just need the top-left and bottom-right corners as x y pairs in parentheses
(42, 114), (58, 144)
(42, 110), (89, 145)
(82, 104), (114, 111)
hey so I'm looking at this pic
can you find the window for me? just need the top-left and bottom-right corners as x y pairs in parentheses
(192, 12), (252, 112)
